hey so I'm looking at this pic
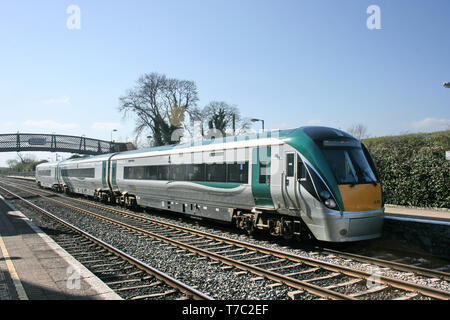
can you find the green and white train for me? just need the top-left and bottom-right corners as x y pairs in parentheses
(36, 126), (384, 242)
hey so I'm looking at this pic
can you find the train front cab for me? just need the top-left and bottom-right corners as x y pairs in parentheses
(284, 138), (384, 242)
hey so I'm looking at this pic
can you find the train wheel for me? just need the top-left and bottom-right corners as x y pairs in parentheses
(124, 195), (137, 210)
(282, 219), (294, 240)
(246, 223), (256, 236)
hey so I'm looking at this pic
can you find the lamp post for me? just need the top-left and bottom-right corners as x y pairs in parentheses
(251, 118), (265, 132)
(111, 129), (118, 142)
(147, 135), (153, 148)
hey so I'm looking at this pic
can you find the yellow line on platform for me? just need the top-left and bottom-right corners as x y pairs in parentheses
(0, 236), (28, 300)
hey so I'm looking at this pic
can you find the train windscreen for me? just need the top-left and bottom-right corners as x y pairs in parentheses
(321, 141), (378, 185)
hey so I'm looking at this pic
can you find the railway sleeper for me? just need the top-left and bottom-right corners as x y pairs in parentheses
(106, 275), (153, 286)
(324, 278), (364, 290)
(115, 281), (163, 292)
(303, 272), (341, 283)
(393, 292), (420, 300)
(130, 289), (178, 300)
(102, 271), (144, 281)
(349, 285), (389, 298)
(287, 290), (305, 300)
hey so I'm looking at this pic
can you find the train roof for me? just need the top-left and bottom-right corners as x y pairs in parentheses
(36, 161), (59, 168)
(37, 126), (355, 165)
(113, 126), (352, 156)
(111, 126), (349, 159)
(115, 129), (287, 157)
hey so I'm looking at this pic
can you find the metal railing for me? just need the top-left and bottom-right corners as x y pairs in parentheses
(0, 133), (133, 155)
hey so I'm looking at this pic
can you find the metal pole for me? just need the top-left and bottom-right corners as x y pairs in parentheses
(251, 118), (265, 133)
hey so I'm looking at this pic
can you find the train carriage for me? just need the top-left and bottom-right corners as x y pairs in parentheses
(57, 154), (111, 198)
(36, 161), (59, 190)
(111, 134), (270, 220)
(36, 126), (384, 243)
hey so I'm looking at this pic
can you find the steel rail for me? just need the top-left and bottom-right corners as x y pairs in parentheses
(316, 247), (450, 282)
(3, 180), (450, 300)
(3, 185), (354, 300)
(6, 177), (449, 286)
(0, 185), (213, 301)
(48, 197), (356, 299)
(37, 190), (450, 300)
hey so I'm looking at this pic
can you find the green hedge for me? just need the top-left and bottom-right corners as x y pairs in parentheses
(363, 130), (450, 208)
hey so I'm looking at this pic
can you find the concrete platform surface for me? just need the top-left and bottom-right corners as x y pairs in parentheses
(385, 205), (450, 224)
(0, 195), (121, 300)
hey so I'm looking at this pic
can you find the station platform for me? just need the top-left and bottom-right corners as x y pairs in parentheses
(384, 205), (450, 226)
(6, 176), (36, 182)
(0, 195), (121, 300)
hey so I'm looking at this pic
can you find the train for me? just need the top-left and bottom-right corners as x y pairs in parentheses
(35, 126), (384, 242)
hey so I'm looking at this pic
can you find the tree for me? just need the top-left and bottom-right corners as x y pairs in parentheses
(348, 124), (369, 140)
(191, 101), (251, 138)
(119, 73), (199, 146)
(3, 154), (47, 175)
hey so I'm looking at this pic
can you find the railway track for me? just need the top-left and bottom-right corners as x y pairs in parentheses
(8, 177), (450, 278)
(1, 179), (449, 300)
(5, 178), (450, 281)
(0, 184), (212, 301)
(314, 247), (450, 282)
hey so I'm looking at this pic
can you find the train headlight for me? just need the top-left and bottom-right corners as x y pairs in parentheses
(319, 191), (331, 200)
(324, 198), (337, 209)
(320, 191), (337, 209)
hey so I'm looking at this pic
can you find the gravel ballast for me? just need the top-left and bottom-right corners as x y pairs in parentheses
(0, 180), (448, 300)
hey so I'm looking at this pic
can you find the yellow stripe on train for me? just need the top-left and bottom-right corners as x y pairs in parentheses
(338, 184), (383, 212)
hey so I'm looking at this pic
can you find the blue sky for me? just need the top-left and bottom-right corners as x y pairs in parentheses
(0, 0), (449, 165)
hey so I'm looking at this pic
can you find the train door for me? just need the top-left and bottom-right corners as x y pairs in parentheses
(110, 160), (118, 191)
(102, 161), (108, 189)
(55, 165), (59, 184)
(251, 146), (273, 207)
(55, 163), (61, 190)
(283, 152), (299, 210)
(296, 154), (314, 214)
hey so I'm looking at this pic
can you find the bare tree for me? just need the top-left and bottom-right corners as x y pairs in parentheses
(7, 159), (18, 169)
(196, 101), (251, 137)
(119, 73), (199, 146)
(347, 124), (369, 140)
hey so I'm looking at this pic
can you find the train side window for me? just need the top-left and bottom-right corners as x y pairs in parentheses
(187, 164), (205, 181)
(124, 167), (132, 179)
(134, 166), (144, 180)
(84, 168), (95, 178)
(145, 166), (158, 180)
(228, 162), (249, 183)
(206, 163), (226, 182)
(297, 162), (321, 201)
(61, 168), (95, 178)
(259, 161), (270, 184)
(286, 153), (295, 177)
(38, 170), (51, 177)
(170, 164), (187, 181)
(297, 155), (307, 181)
(157, 165), (169, 180)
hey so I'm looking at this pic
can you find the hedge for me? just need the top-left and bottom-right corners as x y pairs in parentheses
(362, 130), (450, 208)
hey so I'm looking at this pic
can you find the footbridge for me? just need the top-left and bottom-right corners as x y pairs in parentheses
(0, 133), (135, 155)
